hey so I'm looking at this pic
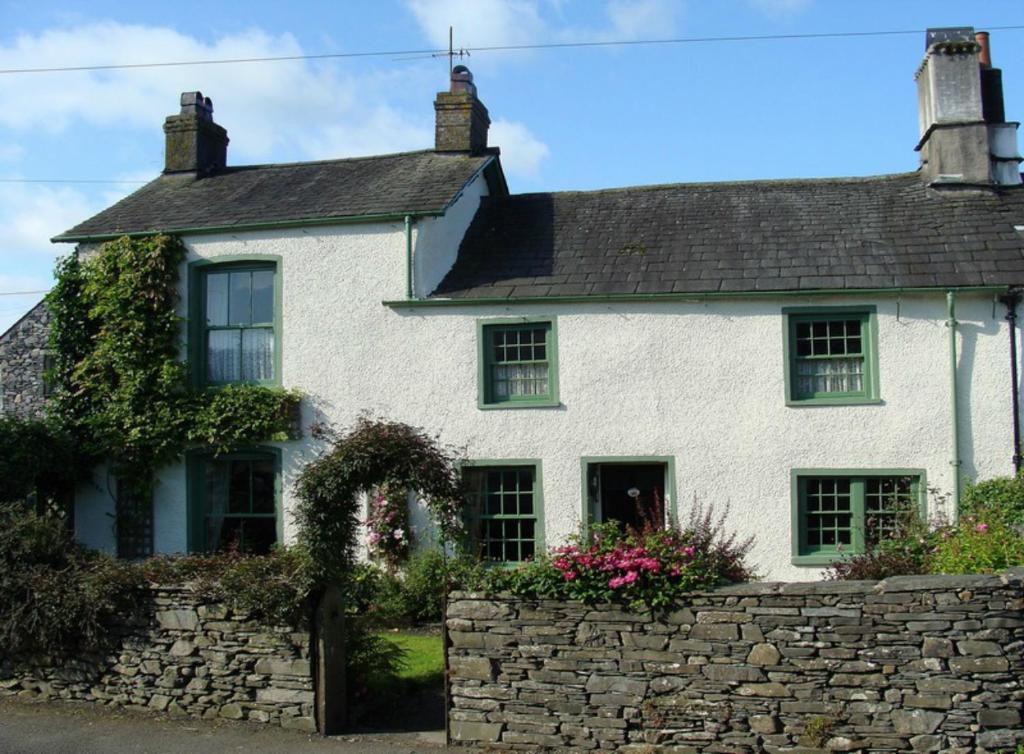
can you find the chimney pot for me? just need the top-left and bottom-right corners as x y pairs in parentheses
(976, 31), (992, 68)
(163, 90), (228, 174)
(450, 65), (477, 96)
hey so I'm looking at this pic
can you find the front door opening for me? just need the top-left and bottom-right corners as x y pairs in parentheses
(586, 462), (668, 531)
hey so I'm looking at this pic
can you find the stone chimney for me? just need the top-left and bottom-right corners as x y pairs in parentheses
(915, 27), (1022, 186)
(434, 66), (490, 154)
(163, 91), (229, 174)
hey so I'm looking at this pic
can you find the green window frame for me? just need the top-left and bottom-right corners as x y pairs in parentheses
(186, 448), (282, 554)
(462, 460), (544, 563)
(188, 257), (282, 387)
(477, 318), (559, 408)
(791, 468), (926, 565)
(783, 306), (880, 405)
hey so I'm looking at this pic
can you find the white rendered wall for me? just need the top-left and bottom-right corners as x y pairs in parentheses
(413, 168), (489, 297)
(73, 204), (1020, 580)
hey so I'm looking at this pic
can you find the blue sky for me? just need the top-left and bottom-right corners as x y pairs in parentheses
(0, 0), (1022, 331)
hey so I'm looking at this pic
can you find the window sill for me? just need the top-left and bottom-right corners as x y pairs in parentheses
(791, 553), (859, 566)
(478, 399), (561, 410)
(786, 397), (883, 407)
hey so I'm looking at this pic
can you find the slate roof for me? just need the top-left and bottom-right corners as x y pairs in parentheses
(55, 150), (495, 241)
(433, 172), (1024, 298)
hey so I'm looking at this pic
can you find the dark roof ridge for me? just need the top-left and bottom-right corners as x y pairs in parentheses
(209, 148), (466, 174)
(497, 171), (924, 201)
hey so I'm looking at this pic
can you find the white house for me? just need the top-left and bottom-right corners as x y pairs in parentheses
(24, 27), (1024, 580)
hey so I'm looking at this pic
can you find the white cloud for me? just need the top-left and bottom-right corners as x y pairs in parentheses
(405, 0), (547, 49)
(747, 0), (812, 18)
(0, 23), (434, 162)
(490, 119), (549, 179)
(598, 0), (679, 41)
(0, 182), (98, 256)
(406, 0), (679, 49)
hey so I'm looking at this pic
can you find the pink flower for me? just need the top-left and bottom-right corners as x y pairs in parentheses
(608, 575), (627, 589)
(975, 523), (989, 533)
(563, 571), (577, 581)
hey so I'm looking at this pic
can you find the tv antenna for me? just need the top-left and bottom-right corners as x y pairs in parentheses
(433, 26), (470, 73)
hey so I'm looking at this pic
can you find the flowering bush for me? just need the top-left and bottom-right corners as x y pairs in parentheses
(488, 503), (756, 610)
(365, 484), (412, 569)
(827, 483), (1024, 580)
(929, 515), (1024, 574)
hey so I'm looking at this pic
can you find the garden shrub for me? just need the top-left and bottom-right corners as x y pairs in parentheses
(0, 503), (142, 657)
(0, 417), (79, 505)
(488, 503), (756, 611)
(827, 481), (1024, 581)
(356, 550), (487, 626)
(929, 515), (1024, 575)
(961, 475), (1024, 527)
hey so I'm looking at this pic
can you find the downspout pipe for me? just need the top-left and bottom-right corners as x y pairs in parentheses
(404, 215), (414, 299)
(1001, 290), (1022, 475)
(947, 291), (961, 517)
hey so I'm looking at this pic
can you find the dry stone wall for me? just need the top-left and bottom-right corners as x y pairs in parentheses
(447, 570), (1024, 754)
(0, 585), (315, 731)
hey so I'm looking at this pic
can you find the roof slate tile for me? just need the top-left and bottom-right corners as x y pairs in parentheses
(56, 150), (493, 240)
(434, 172), (1024, 297)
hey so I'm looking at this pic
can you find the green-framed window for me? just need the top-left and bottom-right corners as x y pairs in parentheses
(477, 319), (559, 408)
(783, 307), (879, 405)
(792, 469), (924, 565)
(190, 259), (281, 386)
(187, 449), (281, 554)
(463, 462), (543, 562)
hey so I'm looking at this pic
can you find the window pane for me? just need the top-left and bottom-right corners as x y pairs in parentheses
(464, 465), (538, 563)
(241, 518), (277, 554)
(251, 459), (276, 514)
(804, 477), (852, 550)
(241, 328), (274, 381)
(229, 272), (252, 326)
(202, 455), (277, 554)
(252, 270), (274, 324)
(206, 273), (229, 326)
(228, 460), (251, 514)
(208, 330), (241, 382)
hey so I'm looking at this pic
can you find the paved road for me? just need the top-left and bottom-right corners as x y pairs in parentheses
(0, 697), (455, 754)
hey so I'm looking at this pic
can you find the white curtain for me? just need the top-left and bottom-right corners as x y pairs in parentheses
(494, 364), (548, 397)
(797, 357), (862, 395)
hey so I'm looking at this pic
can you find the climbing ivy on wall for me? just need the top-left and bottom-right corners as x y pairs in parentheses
(44, 235), (298, 499)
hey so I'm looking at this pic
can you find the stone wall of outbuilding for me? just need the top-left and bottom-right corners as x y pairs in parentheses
(0, 300), (50, 420)
(0, 585), (315, 731)
(447, 570), (1024, 753)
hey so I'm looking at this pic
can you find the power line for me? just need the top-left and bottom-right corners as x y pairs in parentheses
(2, 25), (1023, 75)
(0, 290), (49, 296)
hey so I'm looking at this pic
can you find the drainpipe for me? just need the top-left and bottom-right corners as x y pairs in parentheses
(1002, 290), (1022, 475)
(947, 291), (961, 517)
(404, 215), (414, 299)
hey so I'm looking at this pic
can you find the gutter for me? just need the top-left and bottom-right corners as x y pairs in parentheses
(947, 291), (962, 517)
(405, 215), (414, 300)
(384, 285), (1008, 309)
(51, 210), (444, 244)
(1001, 290), (1023, 475)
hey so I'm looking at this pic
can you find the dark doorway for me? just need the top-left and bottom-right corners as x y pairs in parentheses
(586, 462), (668, 530)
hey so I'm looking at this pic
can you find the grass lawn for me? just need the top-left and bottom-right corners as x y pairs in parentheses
(378, 631), (445, 686)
